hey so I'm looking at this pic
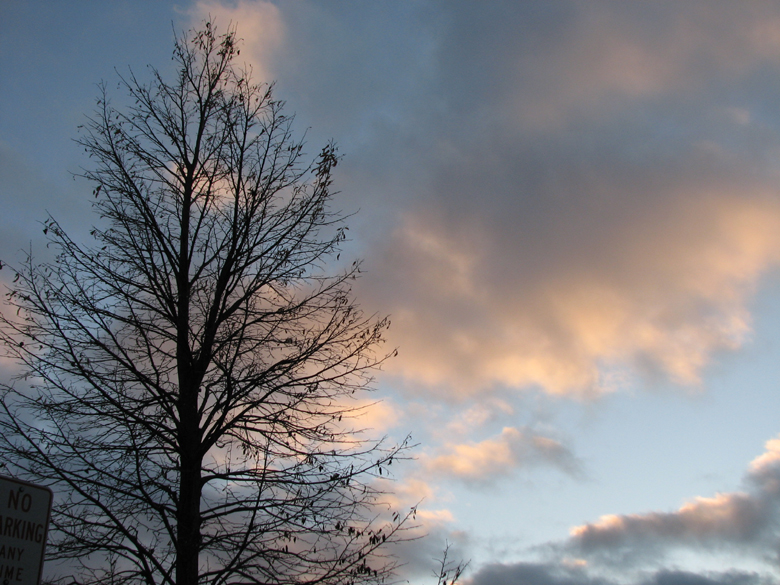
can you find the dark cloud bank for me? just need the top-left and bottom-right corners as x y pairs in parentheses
(468, 562), (776, 585)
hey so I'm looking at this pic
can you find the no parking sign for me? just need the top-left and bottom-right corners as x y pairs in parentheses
(0, 476), (52, 585)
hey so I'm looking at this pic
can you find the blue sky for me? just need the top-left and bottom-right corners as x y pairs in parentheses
(5, 2), (780, 584)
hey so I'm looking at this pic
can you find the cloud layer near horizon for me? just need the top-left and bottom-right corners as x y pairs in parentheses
(466, 434), (780, 585)
(467, 563), (777, 585)
(566, 434), (780, 564)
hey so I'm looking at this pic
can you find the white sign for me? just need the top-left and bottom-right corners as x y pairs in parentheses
(0, 476), (52, 585)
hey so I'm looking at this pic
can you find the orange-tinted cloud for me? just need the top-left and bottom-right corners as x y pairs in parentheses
(425, 426), (580, 484)
(188, 0), (285, 84)
(368, 189), (780, 398)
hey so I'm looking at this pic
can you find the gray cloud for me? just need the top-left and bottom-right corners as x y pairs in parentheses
(559, 436), (780, 568)
(467, 561), (609, 585)
(646, 571), (775, 585)
(466, 563), (777, 585)
(390, 530), (470, 585)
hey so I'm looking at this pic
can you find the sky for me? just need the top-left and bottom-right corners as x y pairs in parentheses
(5, 1), (780, 584)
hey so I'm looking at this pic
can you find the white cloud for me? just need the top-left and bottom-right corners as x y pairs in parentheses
(469, 431), (780, 582)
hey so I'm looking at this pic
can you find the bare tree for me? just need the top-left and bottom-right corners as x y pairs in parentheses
(432, 543), (468, 585)
(0, 22), (411, 585)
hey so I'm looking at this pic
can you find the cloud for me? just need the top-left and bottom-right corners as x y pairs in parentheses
(444, 400), (515, 433)
(465, 562), (777, 585)
(178, 3), (780, 400)
(466, 560), (608, 585)
(645, 570), (776, 585)
(370, 188), (780, 398)
(392, 526), (469, 585)
(371, 475), (469, 583)
(569, 491), (765, 557)
(326, 3), (780, 399)
(562, 434), (780, 566)
(333, 397), (402, 439)
(425, 427), (580, 485)
(435, 2), (780, 131)
(188, 0), (285, 84)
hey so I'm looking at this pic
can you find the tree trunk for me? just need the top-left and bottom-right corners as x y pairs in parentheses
(176, 184), (201, 584)
(177, 410), (202, 585)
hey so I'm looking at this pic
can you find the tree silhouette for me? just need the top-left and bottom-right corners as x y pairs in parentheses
(433, 543), (468, 585)
(0, 22), (410, 585)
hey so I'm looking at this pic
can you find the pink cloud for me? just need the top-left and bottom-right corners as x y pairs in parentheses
(188, 0), (285, 84)
(425, 427), (579, 484)
(367, 189), (780, 398)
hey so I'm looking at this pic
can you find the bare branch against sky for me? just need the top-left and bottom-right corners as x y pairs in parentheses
(1, 21), (414, 585)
